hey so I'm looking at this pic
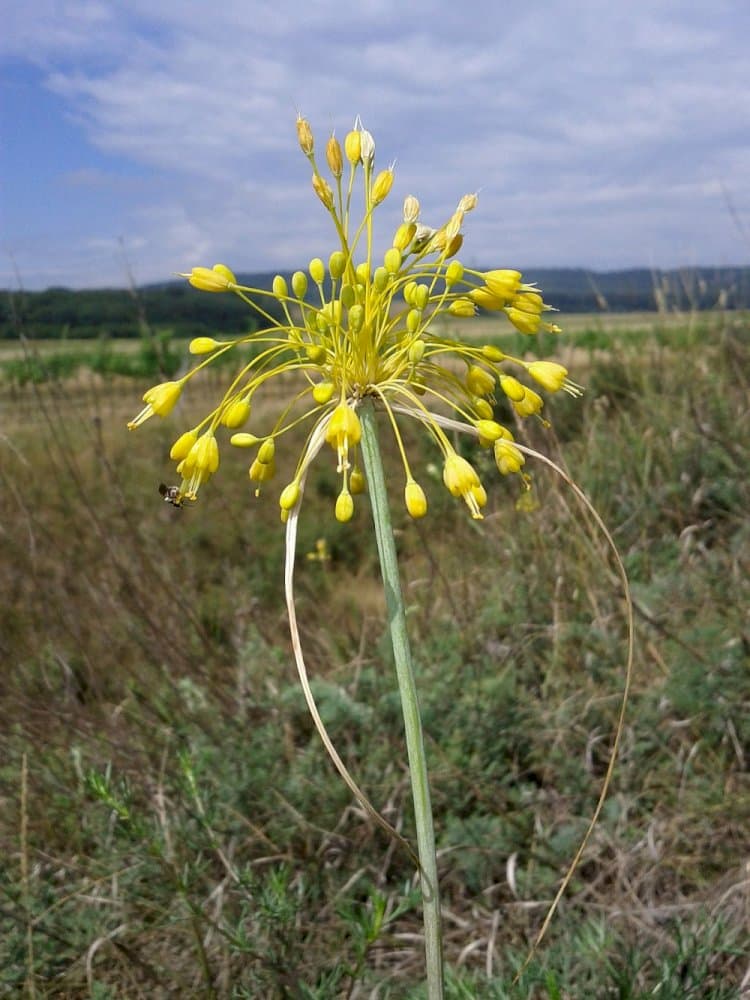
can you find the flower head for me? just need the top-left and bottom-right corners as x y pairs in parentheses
(130, 116), (580, 516)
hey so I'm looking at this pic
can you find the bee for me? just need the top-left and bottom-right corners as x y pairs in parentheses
(159, 483), (185, 508)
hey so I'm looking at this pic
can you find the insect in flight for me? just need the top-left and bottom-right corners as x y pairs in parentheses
(159, 483), (185, 508)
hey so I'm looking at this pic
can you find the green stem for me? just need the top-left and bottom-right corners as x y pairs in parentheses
(358, 400), (444, 998)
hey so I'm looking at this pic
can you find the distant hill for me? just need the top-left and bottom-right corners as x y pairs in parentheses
(2, 267), (748, 340)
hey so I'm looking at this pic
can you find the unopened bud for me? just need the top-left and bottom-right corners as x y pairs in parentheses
(344, 129), (361, 165)
(296, 115), (314, 155)
(312, 381), (335, 404)
(292, 270), (308, 299)
(372, 167), (394, 205)
(457, 193), (478, 213)
(448, 298), (475, 317)
(326, 134), (343, 177)
(257, 438), (276, 464)
(189, 336), (222, 354)
(405, 479), (428, 518)
(329, 251), (347, 280)
(359, 126), (375, 165)
(403, 195), (420, 223)
(221, 398), (251, 429)
(445, 261), (464, 286)
(384, 247), (401, 274)
(335, 489), (354, 523)
(467, 365), (495, 397)
(279, 482), (301, 511)
(373, 266), (389, 292)
(312, 173), (334, 210)
(393, 222), (416, 251)
(309, 258), (325, 284)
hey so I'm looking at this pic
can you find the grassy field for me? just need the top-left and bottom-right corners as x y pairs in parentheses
(1, 315), (748, 997)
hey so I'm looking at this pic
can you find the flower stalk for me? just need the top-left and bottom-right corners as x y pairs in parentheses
(359, 400), (444, 998)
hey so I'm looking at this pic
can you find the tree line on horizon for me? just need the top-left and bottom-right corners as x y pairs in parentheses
(2, 266), (747, 340)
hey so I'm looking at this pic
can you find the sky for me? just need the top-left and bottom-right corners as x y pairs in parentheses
(1, 1), (749, 290)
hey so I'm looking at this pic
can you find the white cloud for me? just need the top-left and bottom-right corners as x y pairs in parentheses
(2, 0), (749, 287)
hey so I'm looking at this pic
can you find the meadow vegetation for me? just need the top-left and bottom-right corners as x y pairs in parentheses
(1, 314), (748, 997)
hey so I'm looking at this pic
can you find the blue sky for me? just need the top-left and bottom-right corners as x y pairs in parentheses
(1, 1), (749, 289)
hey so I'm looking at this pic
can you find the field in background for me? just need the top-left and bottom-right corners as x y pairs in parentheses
(1, 315), (748, 997)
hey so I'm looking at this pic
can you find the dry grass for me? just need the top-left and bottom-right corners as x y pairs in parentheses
(1, 318), (749, 997)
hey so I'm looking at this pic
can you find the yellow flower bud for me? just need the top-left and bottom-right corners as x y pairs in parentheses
(257, 438), (275, 464)
(189, 336), (222, 354)
(393, 222), (416, 251)
(170, 430), (198, 460)
(474, 419), (505, 443)
(355, 262), (370, 284)
(312, 381), (335, 404)
(279, 481), (301, 511)
(326, 134), (343, 177)
(414, 284), (430, 310)
(384, 247), (402, 274)
(512, 291), (544, 315)
(220, 398), (251, 428)
(481, 344), (505, 362)
(344, 128), (361, 165)
(312, 173), (334, 210)
(494, 440), (525, 475)
(309, 258), (326, 284)
(348, 304), (364, 332)
(407, 308), (421, 334)
(230, 432), (260, 448)
(306, 343), (327, 363)
(505, 307), (541, 335)
(249, 457), (275, 483)
(467, 365), (495, 397)
(448, 298), (475, 317)
(296, 114), (314, 155)
(403, 281), (417, 305)
(512, 388), (544, 417)
(474, 398), (494, 420)
(329, 251), (347, 280)
(372, 168), (394, 205)
(340, 283), (355, 309)
(349, 466), (366, 494)
(373, 266), (389, 292)
(335, 489), (354, 522)
(182, 267), (233, 293)
(445, 261), (464, 286)
(408, 340), (425, 365)
(212, 263), (237, 283)
(499, 375), (526, 402)
(405, 479), (428, 518)
(292, 270), (308, 298)
(273, 274), (288, 298)
(483, 269), (522, 299)
(469, 287), (507, 311)
(527, 361), (569, 392)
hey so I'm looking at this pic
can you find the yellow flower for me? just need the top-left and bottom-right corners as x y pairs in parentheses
(181, 265), (236, 292)
(128, 380), (183, 429)
(130, 117), (578, 518)
(179, 433), (219, 499)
